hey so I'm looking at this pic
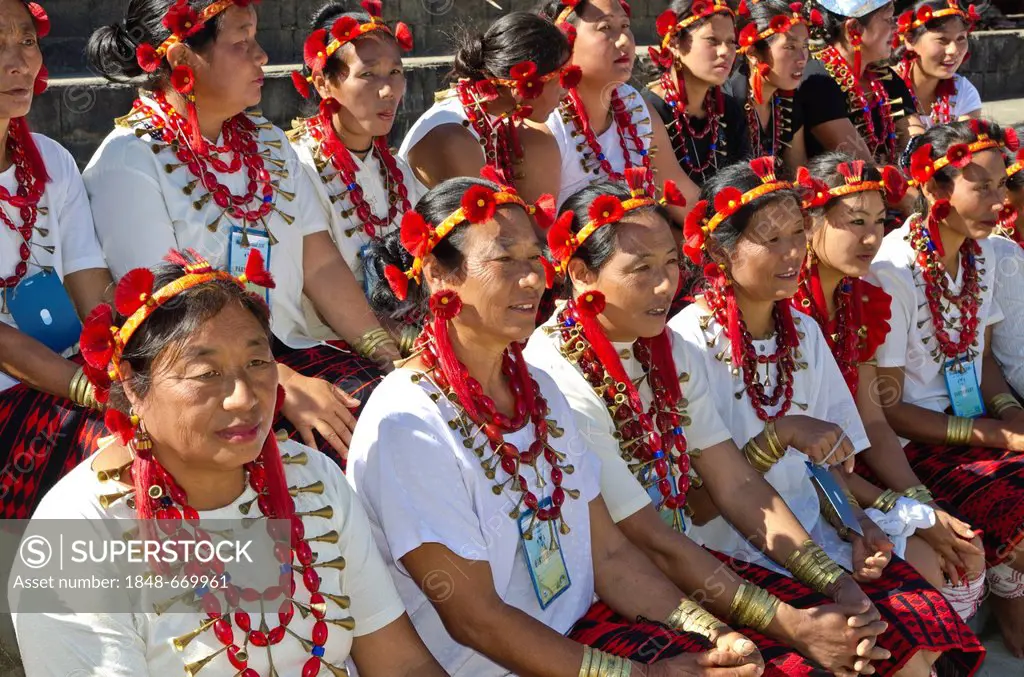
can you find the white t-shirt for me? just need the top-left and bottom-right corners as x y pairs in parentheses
(986, 235), (1023, 395)
(868, 219), (1002, 414)
(291, 126), (425, 285)
(546, 84), (654, 207)
(12, 439), (405, 677)
(523, 307), (731, 526)
(397, 93), (478, 165)
(669, 303), (869, 574)
(919, 75), (982, 130)
(82, 96), (331, 349)
(346, 366), (602, 676)
(0, 133), (107, 392)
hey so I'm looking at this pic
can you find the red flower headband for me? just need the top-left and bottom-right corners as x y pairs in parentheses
(292, 0), (413, 98)
(547, 169), (687, 274)
(1007, 148), (1024, 180)
(649, 1), (734, 68)
(137, 0), (256, 73)
(908, 120), (1017, 186)
(489, 61), (583, 100)
(384, 169), (557, 300)
(897, 0), (979, 37)
(799, 160), (908, 209)
(738, 2), (821, 53)
(79, 248), (275, 444)
(683, 156), (792, 264)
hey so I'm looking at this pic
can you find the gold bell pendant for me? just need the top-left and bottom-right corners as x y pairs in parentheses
(172, 617), (218, 651)
(183, 645), (229, 676)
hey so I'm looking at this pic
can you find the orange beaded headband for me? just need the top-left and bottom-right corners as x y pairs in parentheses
(798, 161), (908, 208)
(1008, 149), (1024, 179)
(737, 2), (821, 53)
(656, 1), (734, 50)
(683, 157), (792, 264)
(897, 0), (979, 35)
(548, 171), (687, 274)
(136, 0), (245, 73)
(908, 121), (1016, 186)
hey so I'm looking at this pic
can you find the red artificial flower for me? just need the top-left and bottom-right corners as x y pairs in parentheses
(319, 96), (341, 119)
(547, 211), (577, 265)
(881, 165), (908, 205)
(461, 185), (498, 223)
(1005, 126), (1020, 152)
(429, 289), (462, 320)
(360, 0), (383, 17)
(575, 290), (606, 317)
(897, 10), (914, 32)
(26, 2), (49, 38)
(931, 198), (952, 222)
(479, 164), (504, 186)
(796, 167), (829, 208)
(331, 16), (361, 42)
(532, 193), (557, 231)
(79, 303), (116, 370)
(756, 62), (772, 78)
(769, 15), (792, 33)
(909, 143), (936, 184)
(304, 28), (329, 72)
(509, 61), (538, 80)
(509, 61), (542, 99)
(588, 195), (625, 226)
(474, 79), (499, 102)
(624, 167), (648, 196)
(739, 24), (759, 49)
(656, 9), (678, 37)
(683, 200), (709, 264)
(998, 203), (1018, 229)
(968, 118), (985, 136)
(946, 143), (972, 169)
(916, 5), (933, 24)
(32, 64), (47, 95)
(242, 248), (275, 289)
(967, 4), (980, 23)
(394, 21), (413, 51)
(661, 180), (687, 207)
(691, 0), (711, 18)
(104, 408), (137, 445)
(163, 0), (200, 37)
(114, 268), (155, 316)
(384, 264), (409, 301)
(82, 363), (111, 405)
(737, 0), (750, 16)
(539, 256), (555, 290)
(169, 64), (195, 95)
(399, 210), (434, 258)
(788, 1), (803, 13)
(559, 65), (582, 89)
(749, 156), (776, 180)
(648, 46), (674, 70)
(291, 70), (311, 98)
(859, 281), (892, 362)
(561, 22), (577, 47)
(808, 8), (823, 25)
(136, 43), (161, 73)
(713, 186), (743, 215)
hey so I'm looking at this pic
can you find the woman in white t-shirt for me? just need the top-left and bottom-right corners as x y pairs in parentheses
(12, 250), (445, 677)
(669, 158), (984, 676)
(399, 12), (570, 209)
(871, 119), (1024, 655)
(287, 2), (426, 355)
(795, 152), (987, 619)
(991, 146), (1024, 394)
(0, 0), (115, 519)
(82, 0), (399, 465)
(538, 0), (699, 212)
(895, 0), (982, 135)
(349, 176), (766, 676)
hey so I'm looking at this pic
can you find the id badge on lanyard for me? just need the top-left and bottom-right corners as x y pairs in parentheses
(226, 226), (271, 304)
(944, 356), (986, 419)
(6, 270), (82, 353)
(518, 497), (571, 609)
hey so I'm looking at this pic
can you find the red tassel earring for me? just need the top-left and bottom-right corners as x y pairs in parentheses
(170, 64), (204, 153)
(927, 198), (951, 257)
(426, 289), (478, 418)
(849, 25), (863, 75)
(752, 62), (771, 105)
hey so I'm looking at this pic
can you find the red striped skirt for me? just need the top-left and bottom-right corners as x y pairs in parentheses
(712, 553), (984, 676)
(902, 441), (1024, 566)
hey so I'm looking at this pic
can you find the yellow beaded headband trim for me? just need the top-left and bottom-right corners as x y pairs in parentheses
(705, 181), (791, 233)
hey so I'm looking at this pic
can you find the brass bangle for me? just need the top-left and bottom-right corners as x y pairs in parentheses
(992, 393), (1024, 418)
(946, 415), (973, 447)
(729, 582), (781, 633)
(666, 598), (728, 641)
(870, 489), (900, 513)
(764, 420), (786, 458)
(579, 646), (595, 677)
(743, 437), (777, 474)
(353, 328), (391, 358)
(901, 484), (934, 504)
(785, 540), (845, 595)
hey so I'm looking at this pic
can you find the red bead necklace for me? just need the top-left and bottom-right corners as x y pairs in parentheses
(559, 87), (654, 194)
(306, 112), (410, 240)
(0, 121), (46, 309)
(416, 328), (578, 532)
(818, 46), (898, 162)
(898, 60), (955, 125)
(794, 265), (861, 396)
(556, 301), (692, 528)
(455, 79), (525, 187)
(134, 92), (277, 228)
(136, 449), (342, 677)
(907, 214), (983, 362)
(745, 93), (783, 159)
(658, 71), (725, 180)
(704, 274), (800, 421)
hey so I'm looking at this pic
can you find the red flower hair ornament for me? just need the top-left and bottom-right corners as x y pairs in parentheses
(799, 161), (907, 208)
(908, 122), (1007, 186)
